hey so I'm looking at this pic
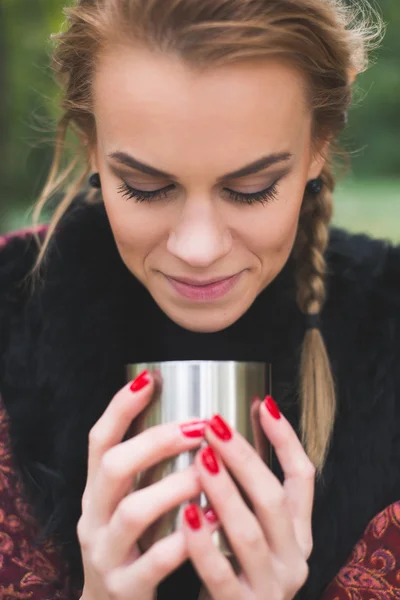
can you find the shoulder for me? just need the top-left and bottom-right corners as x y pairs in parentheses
(0, 193), (93, 322)
(0, 225), (49, 386)
(325, 227), (400, 320)
(0, 192), (93, 370)
(323, 228), (400, 439)
(323, 228), (400, 408)
(0, 224), (47, 282)
(0, 224), (48, 328)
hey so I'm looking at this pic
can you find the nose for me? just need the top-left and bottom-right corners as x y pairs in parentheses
(166, 198), (232, 268)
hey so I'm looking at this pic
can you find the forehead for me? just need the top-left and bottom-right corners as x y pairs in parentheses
(93, 45), (311, 166)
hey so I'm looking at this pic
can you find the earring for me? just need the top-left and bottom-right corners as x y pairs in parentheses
(306, 178), (323, 195)
(89, 173), (101, 189)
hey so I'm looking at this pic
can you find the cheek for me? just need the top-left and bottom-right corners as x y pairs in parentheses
(247, 185), (303, 260)
(98, 157), (164, 265)
(101, 189), (162, 267)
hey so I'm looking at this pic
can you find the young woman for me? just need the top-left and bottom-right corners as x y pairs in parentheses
(0, 1), (399, 599)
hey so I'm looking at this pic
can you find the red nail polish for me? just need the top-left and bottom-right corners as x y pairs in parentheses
(201, 446), (220, 474)
(130, 370), (150, 392)
(264, 395), (281, 419)
(204, 507), (218, 524)
(209, 414), (232, 441)
(180, 420), (208, 438)
(184, 503), (202, 530)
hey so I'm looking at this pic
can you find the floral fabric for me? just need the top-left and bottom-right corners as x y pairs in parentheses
(321, 502), (400, 600)
(0, 396), (81, 600)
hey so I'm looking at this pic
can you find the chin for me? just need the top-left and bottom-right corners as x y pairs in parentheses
(160, 300), (250, 333)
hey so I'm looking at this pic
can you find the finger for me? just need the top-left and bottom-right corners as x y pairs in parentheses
(194, 445), (272, 586)
(104, 529), (188, 599)
(259, 396), (315, 557)
(104, 511), (220, 599)
(90, 419), (207, 528)
(95, 466), (202, 569)
(182, 503), (243, 600)
(204, 414), (299, 564)
(250, 396), (271, 464)
(203, 505), (219, 525)
(85, 371), (155, 500)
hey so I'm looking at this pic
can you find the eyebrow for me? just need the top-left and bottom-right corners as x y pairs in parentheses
(107, 151), (293, 181)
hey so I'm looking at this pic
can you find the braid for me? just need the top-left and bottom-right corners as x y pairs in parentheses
(293, 164), (336, 477)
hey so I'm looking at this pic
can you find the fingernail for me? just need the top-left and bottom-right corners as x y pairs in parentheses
(209, 414), (232, 441)
(184, 503), (202, 530)
(264, 395), (281, 420)
(180, 420), (208, 438)
(200, 446), (220, 474)
(204, 507), (218, 524)
(130, 370), (150, 392)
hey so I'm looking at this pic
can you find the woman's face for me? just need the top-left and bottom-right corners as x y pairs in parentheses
(92, 46), (326, 332)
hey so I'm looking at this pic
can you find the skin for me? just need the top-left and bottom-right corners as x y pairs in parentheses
(91, 45), (327, 333)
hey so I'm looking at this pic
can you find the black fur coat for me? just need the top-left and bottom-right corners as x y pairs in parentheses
(0, 195), (399, 599)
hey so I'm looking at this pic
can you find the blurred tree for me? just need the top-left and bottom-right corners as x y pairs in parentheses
(344, 0), (400, 177)
(0, 0), (64, 224)
(0, 0), (399, 233)
(0, 2), (6, 168)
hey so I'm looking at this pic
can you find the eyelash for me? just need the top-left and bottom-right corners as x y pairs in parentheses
(117, 180), (280, 205)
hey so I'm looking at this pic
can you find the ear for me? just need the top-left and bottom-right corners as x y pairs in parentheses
(307, 138), (331, 180)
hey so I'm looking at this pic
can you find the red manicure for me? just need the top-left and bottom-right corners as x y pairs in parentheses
(209, 414), (232, 441)
(184, 503), (202, 530)
(264, 395), (281, 419)
(130, 370), (150, 392)
(180, 420), (208, 438)
(201, 446), (220, 474)
(204, 507), (218, 524)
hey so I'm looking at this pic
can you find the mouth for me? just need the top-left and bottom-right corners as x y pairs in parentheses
(165, 271), (244, 302)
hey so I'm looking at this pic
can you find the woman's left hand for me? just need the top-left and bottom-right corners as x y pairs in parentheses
(182, 395), (315, 600)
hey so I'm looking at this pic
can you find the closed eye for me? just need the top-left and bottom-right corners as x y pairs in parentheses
(117, 179), (281, 205)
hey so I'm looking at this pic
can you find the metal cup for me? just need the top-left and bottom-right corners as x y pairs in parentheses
(125, 360), (271, 557)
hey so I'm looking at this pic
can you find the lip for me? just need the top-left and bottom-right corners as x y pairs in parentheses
(169, 274), (238, 286)
(166, 271), (244, 302)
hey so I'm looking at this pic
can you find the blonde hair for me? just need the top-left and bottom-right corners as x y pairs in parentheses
(31, 0), (382, 475)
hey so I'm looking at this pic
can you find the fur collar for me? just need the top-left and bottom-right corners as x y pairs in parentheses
(1, 196), (399, 599)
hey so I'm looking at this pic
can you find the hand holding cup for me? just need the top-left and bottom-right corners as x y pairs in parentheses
(78, 370), (218, 600)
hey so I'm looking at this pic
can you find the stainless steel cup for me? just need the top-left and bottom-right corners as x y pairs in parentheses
(125, 360), (271, 557)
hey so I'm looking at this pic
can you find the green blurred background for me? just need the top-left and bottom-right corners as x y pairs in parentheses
(0, 0), (399, 240)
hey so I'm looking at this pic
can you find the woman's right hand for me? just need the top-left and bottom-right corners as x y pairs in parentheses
(78, 369), (215, 600)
